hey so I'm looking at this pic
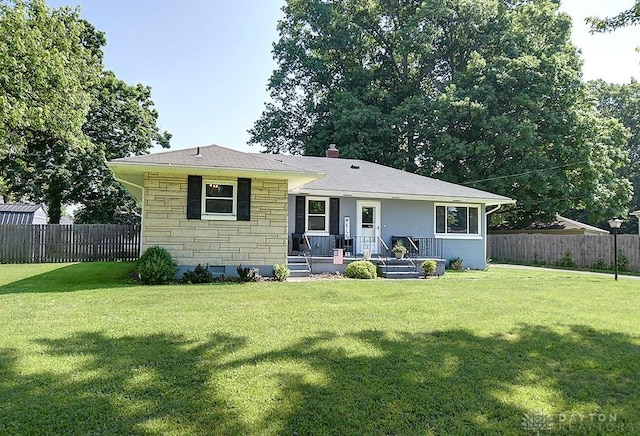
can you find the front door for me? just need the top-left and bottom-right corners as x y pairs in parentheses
(356, 201), (381, 255)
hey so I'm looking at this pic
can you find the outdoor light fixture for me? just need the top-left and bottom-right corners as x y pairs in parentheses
(608, 218), (623, 281)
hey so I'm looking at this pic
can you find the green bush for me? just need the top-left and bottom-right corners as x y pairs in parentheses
(592, 258), (608, 270)
(237, 265), (261, 282)
(273, 264), (290, 282)
(555, 251), (575, 268)
(182, 264), (214, 284)
(345, 260), (377, 279)
(421, 260), (437, 277)
(448, 257), (464, 271)
(137, 246), (177, 285)
(618, 251), (629, 272)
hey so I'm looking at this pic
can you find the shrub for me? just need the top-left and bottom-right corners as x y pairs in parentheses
(555, 251), (575, 268)
(448, 257), (464, 271)
(421, 260), (437, 277)
(182, 264), (214, 284)
(592, 258), (607, 271)
(237, 265), (261, 282)
(618, 251), (629, 272)
(344, 260), (377, 279)
(137, 246), (177, 285)
(273, 264), (290, 282)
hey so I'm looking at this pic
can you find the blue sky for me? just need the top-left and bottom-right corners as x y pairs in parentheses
(47, 0), (639, 154)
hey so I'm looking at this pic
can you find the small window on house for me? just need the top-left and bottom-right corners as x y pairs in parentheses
(203, 181), (236, 218)
(307, 197), (328, 233)
(435, 205), (481, 236)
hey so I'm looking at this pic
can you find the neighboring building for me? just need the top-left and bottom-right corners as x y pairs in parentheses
(0, 204), (48, 225)
(489, 214), (609, 236)
(108, 144), (514, 276)
(632, 210), (640, 236)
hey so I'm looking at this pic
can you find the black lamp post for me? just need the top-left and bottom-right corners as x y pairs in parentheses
(608, 218), (623, 281)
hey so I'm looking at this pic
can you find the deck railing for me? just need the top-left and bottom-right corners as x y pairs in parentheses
(409, 237), (443, 258)
(295, 235), (440, 260)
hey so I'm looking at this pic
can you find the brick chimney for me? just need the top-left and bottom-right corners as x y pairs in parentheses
(326, 144), (339, 158)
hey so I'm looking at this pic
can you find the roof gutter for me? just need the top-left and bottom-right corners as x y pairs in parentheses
(107, 161), (321, 179)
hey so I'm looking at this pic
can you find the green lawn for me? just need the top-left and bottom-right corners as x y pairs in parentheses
(0, 263), (638, 435)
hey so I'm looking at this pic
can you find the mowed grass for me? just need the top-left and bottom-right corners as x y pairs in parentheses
(0, 263), (638, 435)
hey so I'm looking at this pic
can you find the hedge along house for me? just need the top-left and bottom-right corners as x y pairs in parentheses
(108, 144), (514, 276)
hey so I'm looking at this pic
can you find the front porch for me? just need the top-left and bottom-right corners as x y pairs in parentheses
(287, 234), (446, 279)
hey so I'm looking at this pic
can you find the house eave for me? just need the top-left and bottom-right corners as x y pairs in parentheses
(107, 161), (323, 191)
(289, 188), (515, 206)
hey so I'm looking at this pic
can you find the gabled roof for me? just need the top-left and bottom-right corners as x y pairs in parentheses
(259, 154), (513, 205)
(107, 145), (323, 201)
(0, 204), (47, 225)
(490, 214), (609, 235)
(0, 204), (43, 213)
(110, 144), (316, 174)
(108, 144), (514, 206)
(555, 215), (609, 235)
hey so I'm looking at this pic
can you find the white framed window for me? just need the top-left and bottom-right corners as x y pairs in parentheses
(202, 180), (237, 220)
(306, 197), (329, 234)
(435, 204), (481, 237)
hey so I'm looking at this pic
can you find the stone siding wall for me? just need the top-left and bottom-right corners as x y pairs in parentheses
(142, 172), (288, 268)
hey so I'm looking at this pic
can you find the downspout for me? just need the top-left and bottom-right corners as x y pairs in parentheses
(485, 205), (502, 216)
(113, 174), (145, 257)
(484, 205), (502, 266)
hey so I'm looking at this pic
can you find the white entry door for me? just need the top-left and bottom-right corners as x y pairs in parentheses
(356, 201), (381, 255)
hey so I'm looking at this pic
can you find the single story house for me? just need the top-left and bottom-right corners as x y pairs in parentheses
(108, 144), (514, 277)
(489, 214), (610, 236)
(0, 203), (48, 225)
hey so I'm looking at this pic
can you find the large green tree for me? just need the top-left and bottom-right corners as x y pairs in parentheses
(73, 71), (171, 224)
(0, 1), (169, 223)
(0, 0), (98, 159)
(588, 79), (640, 226)
(250, 0), (631, 226)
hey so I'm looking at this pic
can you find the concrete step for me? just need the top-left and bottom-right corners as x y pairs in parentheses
(383, 271), (422, 279)
(381, 264), (419, 273)
(287, 256), (310, 278)
(288, 263), (310, 272)
(289, 269), (311, 278)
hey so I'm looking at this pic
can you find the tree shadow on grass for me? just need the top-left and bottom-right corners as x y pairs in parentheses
(0, 332), (248, 435)
(0, 262), (137, 295)
(225, 325), (640, 435)
(1, 325), (638, 435)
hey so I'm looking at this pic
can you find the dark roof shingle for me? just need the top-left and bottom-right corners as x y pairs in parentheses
(259, 154), (512, 203)
(110, 144), (318, 175)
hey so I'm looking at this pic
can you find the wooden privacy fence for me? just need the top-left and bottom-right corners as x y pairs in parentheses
(0, 224), (140, 263)
(489, 234), (640, 272)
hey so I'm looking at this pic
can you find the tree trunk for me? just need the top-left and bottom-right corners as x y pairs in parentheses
(47, 179), (63, 224)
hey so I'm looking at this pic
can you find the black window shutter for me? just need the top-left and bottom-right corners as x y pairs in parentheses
(295, 196), (305, 233)
(329, 198), (340, 235)
(237, 178), (251, 221)
(187, 175), (202, 219)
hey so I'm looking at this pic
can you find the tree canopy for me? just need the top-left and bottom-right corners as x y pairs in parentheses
(588, 79), (640, 229)
(0, 0), (169, 223)
(250, 0), (631, 227)
(587, 1), (640, 32)
(0, 0), (99, 159)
